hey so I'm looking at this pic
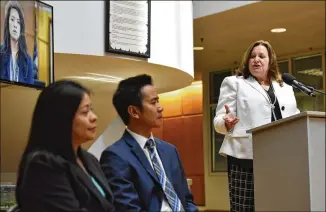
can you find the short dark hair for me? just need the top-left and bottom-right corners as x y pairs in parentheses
(113, 74), (153, 125)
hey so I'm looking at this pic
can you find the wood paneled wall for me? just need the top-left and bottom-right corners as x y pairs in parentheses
(152, 82), (205, 205)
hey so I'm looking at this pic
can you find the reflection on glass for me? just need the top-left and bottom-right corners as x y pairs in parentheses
(209, 70), (232, 104)
(278, 60), (289, 74)
(292, 54), (324, 112)
(292, 55), (323, 89)
(211, 106), (227, 172)
(0, 185), (16, 211)
(209, 70), (231, 172)
(296, 94), (325, 112)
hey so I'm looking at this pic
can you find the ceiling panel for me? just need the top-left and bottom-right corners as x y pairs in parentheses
(194, 1), (325, 72)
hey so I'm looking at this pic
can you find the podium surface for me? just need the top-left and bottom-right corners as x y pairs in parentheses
(248, 111), (325, 212)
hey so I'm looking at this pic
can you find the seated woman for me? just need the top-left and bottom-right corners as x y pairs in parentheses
(15, 80), (115, 212)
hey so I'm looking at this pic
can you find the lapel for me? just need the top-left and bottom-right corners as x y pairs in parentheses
(122, 130), (160, 184)
(77, 149), (113, 210)
(4, 58), (10, 78)
(272, 81), (284, 105)
(155, 139), (172, 181)
(243, 76), (269, 103)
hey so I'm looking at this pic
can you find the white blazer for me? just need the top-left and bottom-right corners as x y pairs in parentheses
(213, 75), (300, 159)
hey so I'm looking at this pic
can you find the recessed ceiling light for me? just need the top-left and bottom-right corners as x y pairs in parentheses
(193, 47), (204, 51)
(271, 28), (286, 33)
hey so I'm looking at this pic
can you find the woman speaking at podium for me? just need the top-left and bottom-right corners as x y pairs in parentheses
(213, 40), (300, 212)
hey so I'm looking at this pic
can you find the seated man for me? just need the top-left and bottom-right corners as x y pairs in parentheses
(100, 74), (198, 212)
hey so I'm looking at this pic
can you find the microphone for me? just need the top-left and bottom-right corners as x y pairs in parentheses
(282, 73), (315, 97)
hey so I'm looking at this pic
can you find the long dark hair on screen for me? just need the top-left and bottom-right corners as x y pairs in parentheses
(0, 1), (29, 79)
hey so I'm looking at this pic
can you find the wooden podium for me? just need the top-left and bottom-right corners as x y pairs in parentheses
(248, 111), (325, 212)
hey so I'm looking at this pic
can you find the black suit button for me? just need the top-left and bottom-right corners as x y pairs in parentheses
(281, 106), (285, 111)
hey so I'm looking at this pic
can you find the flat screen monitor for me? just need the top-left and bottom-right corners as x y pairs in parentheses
(0, 0), (54, 89)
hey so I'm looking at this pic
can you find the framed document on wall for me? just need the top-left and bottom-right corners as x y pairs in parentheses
(105, 0), (150, 58)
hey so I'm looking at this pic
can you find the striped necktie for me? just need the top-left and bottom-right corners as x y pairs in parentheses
(146, 139), (185, 212)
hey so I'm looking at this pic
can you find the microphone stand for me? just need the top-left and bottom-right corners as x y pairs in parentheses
(306, 85), (326, 96)
(293, 84), (316, 97)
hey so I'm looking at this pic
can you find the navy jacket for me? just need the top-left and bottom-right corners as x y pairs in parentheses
(0, 46), (34, 84)
(100, 130), (198, 212)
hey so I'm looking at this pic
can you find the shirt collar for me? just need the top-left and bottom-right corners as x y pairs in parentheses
(126, 128), (155, 149)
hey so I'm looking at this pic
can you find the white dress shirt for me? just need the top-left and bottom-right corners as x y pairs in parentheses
(126, 128), (172, 212)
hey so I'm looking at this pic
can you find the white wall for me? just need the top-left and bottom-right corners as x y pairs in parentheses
(42, 1), (194, 78)
(51, 1), (196, 157)
(193, 1), (259, 19)
(88, 116), (126, 159)
(149, 1), (194, 79)
(41, 1), (105, 56)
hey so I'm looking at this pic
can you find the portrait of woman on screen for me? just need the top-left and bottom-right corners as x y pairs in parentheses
(0, 0), (34, 84)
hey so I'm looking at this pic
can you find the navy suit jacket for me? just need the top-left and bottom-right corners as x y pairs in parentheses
(100, 130), (198, 212)
(0, 46), (34, 84)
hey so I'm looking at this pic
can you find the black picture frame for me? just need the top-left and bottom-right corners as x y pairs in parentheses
(0, 0), (54, 90)
(105, 0), (151, 58)
(40, 0), (55, 87)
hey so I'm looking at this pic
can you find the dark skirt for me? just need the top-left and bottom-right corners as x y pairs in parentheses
(227, 156), (255, 212)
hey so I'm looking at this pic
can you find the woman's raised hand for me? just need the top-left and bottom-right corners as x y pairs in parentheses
(223, 104), (240, 131)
